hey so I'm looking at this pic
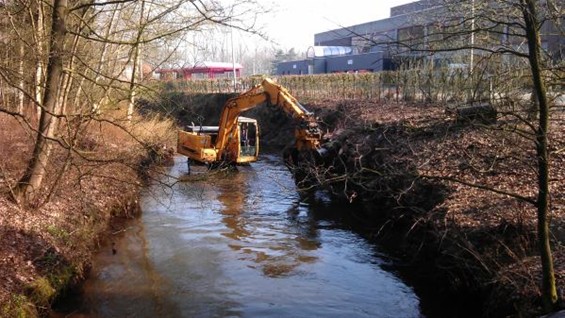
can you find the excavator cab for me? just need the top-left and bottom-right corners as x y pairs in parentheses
(236, 117), (259, 163)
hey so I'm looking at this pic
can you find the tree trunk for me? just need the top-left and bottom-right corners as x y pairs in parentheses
(127, 45), (139, 121)
(13, 0), (67, 205)
(34, 1), (45, 120)
(17, 41), (25, 115)
(92, 4), (120, 114)
(522, 0), (558, 311)
(127, 0), (146, 121)
(58, 7), (88, 119)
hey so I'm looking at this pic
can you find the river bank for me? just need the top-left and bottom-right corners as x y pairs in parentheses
(0, 112), (176, 317)
(2, 90), (564, 317)
(299, 99), (565, 317)
(141, 90), (565, 317)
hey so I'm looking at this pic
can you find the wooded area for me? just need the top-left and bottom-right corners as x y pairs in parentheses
(0, 0), (564, 316)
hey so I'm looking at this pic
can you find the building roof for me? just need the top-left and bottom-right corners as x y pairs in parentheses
(192, 61), (243, 70)
(306, 46), (353, 58)
(157, 61), (242, 73)
(314, 0), (444, 44)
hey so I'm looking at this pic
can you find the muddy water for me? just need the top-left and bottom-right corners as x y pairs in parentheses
(69, 155), (422, 317)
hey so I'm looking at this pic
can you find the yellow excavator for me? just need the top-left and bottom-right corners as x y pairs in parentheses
(177, 77), (322, 166)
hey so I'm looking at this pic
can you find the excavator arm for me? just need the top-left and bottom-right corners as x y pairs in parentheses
(177, 77), (322, 165)
(214, 78), (322, 162)
(260, 78), (322, 151)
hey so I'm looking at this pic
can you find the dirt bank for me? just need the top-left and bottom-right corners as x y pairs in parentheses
(0, 112), (176, 317)
(299, 99), (565, 317)
(136, 91), (311, 150)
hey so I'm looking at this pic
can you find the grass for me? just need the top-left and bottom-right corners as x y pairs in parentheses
(25, 277), (55, 308)
(1, 294), (37, 318)
(46, 226), (70, 244)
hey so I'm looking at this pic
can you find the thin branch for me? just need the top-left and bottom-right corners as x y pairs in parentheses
(421, 174), (537, 205)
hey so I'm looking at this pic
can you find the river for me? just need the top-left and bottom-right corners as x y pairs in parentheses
(57, 154), (423, 318)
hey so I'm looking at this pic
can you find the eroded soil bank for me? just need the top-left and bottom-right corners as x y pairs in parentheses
(296, 99), (565, 317)
(0, 112), (176, 317)
(145, 91), (565, 317)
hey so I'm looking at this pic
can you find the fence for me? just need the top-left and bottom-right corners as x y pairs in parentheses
(160, 69), (525, 105)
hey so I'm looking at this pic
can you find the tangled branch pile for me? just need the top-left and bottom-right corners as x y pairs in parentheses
(291, 99), (565, 316)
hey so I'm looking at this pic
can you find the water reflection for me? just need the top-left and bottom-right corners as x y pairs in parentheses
(73, 219), (183, 318)
(215, 167), (320, 277)
(58, 154), (422, 318)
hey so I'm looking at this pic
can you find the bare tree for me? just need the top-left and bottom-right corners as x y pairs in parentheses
(1, 0), (269, 206)
(12, 0), (68, 204)
(292, 0), (563, 313)
(521, 0), (558, 309)
(374, 0), (563, 311)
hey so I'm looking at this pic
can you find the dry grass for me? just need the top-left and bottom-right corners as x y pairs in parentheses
(129, 114), (177, 148)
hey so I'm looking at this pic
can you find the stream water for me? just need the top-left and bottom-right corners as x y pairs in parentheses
(56, 154), (423, 317)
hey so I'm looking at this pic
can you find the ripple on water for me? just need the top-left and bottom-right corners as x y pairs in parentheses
(72, 155), (422, 318)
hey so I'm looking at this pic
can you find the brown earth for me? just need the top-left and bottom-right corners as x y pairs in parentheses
(298, 99), (565, 317)
(0, 112), (175, 317)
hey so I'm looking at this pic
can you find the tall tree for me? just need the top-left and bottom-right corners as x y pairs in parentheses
(340, 0), (563, 312)
(1, 0), (268, 206)
(395, 0), (562, 311)
(13, 0), (68, 204)
(32, 0), (46, 120)
(521, 0), (557, 309)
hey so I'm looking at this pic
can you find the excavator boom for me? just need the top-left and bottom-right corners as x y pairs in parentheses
(177, 78), (322, 165)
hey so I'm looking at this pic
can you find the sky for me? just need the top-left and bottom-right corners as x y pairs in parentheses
(257, 0), (415, 50)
